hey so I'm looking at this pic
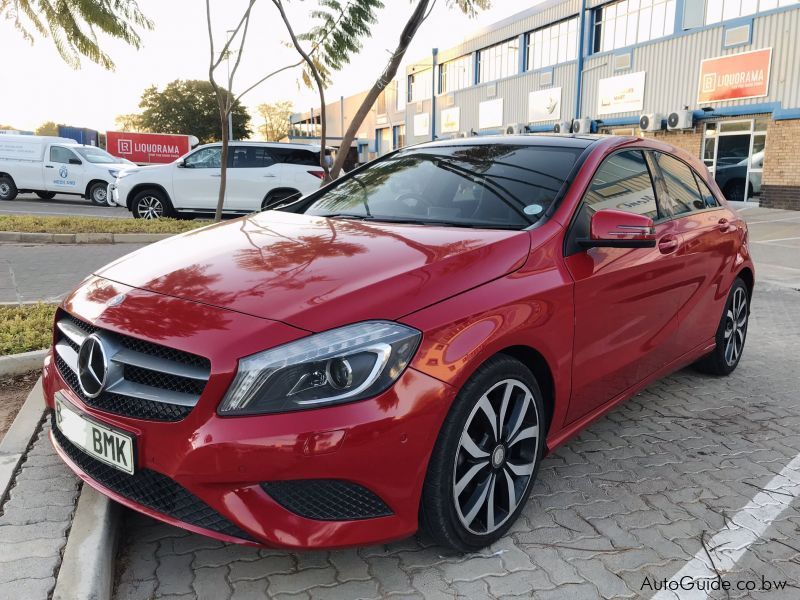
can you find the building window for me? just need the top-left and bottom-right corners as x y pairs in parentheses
(593, 0), (676, 53)
(477, 38), (519, 84)
(705, 0), (798, 24)
(393, 124), (406, 149)
(439, 54), (473, 94)
(408, 69), (432, 103)
(526, 17), (579, 71)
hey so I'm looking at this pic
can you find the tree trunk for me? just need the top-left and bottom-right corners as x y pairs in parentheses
(214, 98), (229, 223)
(329, 0), (431, 180)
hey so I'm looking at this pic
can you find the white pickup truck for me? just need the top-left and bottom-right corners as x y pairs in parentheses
(0, 135), (133, 205)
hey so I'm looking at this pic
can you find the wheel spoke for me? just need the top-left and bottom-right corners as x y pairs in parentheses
(460, 430), (489, 459)
(461, 473), (492, 526)
(504, 468), (517, 513)
(498, 382), (513, 438)
(509, 424), (538, 447)
(476, 395), (499, 443)
(724, 326), (733, 339)
(486, 473), (497, 532)
(507, 391), (532, 442)
(725, 337), (734, 364)
(506, 460), (534, 477)
(455, 460), (489, 496)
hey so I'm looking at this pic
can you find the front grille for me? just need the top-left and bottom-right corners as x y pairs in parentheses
(51, 413), (253, 541)
(54, 311), (210, 422)
(261, 480), (393, 521)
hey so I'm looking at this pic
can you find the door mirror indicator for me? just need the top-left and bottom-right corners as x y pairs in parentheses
(578, 209), (656, 249)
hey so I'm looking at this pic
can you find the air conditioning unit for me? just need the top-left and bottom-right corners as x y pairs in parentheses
(667, 110), (694, 130)
(505, 123), (527, 135)
(639, 113), (665, 132)
(571, 118), (593, 134)
(554, 120), (572, 134)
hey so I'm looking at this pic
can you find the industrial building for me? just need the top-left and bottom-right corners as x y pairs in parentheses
(290, 0), (800, 209)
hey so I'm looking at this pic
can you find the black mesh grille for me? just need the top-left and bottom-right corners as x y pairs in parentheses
(55, 354), (191, 422)
(51, 413), (253, 541)
(55, 311), (209, 422)
(261, 480), (393, 521)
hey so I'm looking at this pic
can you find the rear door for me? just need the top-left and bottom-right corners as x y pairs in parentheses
(225, 145), (282, 211)
(563, 149), (682, 423)
(45, 146), (85, 194)
(277, 147), (324, 195)
(651, 152), (735, 354)
(172, 146), (222, 211)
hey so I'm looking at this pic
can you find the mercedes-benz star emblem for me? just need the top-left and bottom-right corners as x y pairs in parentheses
(77, 334), (108, 398)
(107, 293), (126, 307)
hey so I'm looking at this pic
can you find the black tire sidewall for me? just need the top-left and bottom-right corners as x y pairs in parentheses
(133, 189), (174, 219)
(0, 176), (18, 201)
(89, 182), (109, 206)
(714, 278), (749, 374)
(36, 191), (56, 200)
(421, 355), (546, 552)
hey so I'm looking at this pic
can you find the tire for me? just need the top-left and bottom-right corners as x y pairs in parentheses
(36, 191), (56, 200)
(693, 277), (750, 376)
(0, 176), (18, 201)
(421, 355), (546, 552)
(88, 181), (109, 206)
(131, 189), (175, 219)
(261, 189), (301, 211)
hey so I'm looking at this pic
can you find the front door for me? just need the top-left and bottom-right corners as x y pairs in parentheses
(45, 146), (85, 194)
(563, 150), (682, 423)
(172, 146), (222, 211)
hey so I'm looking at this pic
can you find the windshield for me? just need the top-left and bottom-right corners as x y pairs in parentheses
(302, 144), (582, 229)
(74, 146), (122, 164)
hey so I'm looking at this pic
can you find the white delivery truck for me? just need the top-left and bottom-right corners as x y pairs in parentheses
(0, 135), (133, 205)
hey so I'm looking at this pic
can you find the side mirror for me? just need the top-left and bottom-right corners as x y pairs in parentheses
(578, 208), (656, 249)
(69, 158), (82, 165)
(176, 160), (186, 168)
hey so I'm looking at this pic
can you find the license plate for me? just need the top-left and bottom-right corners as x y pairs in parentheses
(55, 394), (135, 475)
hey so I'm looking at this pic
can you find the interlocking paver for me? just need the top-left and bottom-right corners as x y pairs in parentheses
(110, 281), (800, 598)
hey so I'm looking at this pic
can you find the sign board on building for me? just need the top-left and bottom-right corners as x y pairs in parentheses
(441, 107), (460, 133)
(106, 131), (192, 164)
(597, 71), (646, 115)
(479, 98), (504, 129)
(528, 87), (562, 123)
(413, 113), (430, 137)
(697, 48), (772, 103)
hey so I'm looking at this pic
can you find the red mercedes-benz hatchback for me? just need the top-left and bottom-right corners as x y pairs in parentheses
(44, 135), (753, 551)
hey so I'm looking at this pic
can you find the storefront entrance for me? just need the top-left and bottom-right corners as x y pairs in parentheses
(702, 118), (767, 203)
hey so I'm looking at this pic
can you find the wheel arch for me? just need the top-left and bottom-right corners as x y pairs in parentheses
(737, 266), (755, 300)
(495, 345), (555, 437)
(0, 172), (15, 181)
(84, 179), (110, 199)
(262, 187), (301, 208)
(126, 183), (171, 210)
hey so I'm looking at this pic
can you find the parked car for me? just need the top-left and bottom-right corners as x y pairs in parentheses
(0, 135), (132, 204)
(44, 135), (753, 552)
(112, 141), (328, 219)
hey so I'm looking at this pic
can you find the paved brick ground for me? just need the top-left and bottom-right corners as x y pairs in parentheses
(0, 421), (80, 599)
(111, 280), (800, 600)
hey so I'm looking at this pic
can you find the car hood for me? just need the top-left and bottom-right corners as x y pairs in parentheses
(95, 211), (531, 332)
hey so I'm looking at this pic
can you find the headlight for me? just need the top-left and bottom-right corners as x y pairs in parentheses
(108, 169), (120, 178)
(116, 169), (138, 179)
(218, 321), (421, 416)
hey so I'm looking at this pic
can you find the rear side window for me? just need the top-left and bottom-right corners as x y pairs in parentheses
(566, 150), (658, 255)
(50, 146), (76, 164)
(693, 173), (720, 209)
(654, 153), (705, 215)
(230, 146), (274, 168)
(270, 148), (319, 166)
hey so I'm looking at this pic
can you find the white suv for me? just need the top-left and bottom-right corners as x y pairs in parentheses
(112, 141), (327, 219)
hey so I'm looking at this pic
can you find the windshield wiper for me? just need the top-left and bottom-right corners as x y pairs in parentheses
(323, 214), (518, 230)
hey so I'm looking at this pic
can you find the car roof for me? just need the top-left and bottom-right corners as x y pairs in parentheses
(409, 134), (605, 151)
(200, 141), (322, 150)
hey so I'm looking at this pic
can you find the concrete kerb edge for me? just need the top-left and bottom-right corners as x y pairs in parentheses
(0, 348), (48, 377)
(0, 377), (46, 505)
(0, 231), (172, 244)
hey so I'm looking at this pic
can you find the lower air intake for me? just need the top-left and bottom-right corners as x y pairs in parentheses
(261, 479), (393, 521)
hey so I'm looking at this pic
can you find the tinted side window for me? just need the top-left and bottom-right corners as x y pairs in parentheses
(50, 146), (76, 164)
(184, 147), (221, 169)
(693, 172), (720, 209)
(655, 153), (704, 215)
(230, 146), (274, 168)
(567, 150), (658, 254)
(270, 148), (319, 166)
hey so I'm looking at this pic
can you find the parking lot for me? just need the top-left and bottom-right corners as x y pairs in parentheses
(0, 193), (130, 219)
(1, 204), (799, 599)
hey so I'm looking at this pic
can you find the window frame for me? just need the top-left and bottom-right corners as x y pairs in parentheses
(228, 145), (276, 169)
(50, 146), (80, 164)
(592, 0), (677, 54)
(439, 54), (473, 94)
(648, 150), (726, 217)
(477, 38), (520, 84)
(564, 148), (667, 256)
(525, 16), (580, 72)
(184, 146), (222, 169)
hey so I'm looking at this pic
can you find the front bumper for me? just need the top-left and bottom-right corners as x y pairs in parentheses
(43, 283), (455, 548)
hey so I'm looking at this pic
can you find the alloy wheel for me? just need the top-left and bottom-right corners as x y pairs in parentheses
(453, 378), (540, 535)
(137, 196), (164, 219)
(724, 286), (748, 366)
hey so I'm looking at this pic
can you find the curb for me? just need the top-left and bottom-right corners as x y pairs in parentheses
(0, 348), (48, 377)
(0, 231), (173, 244)
(52, 486), (120, 600)
(0, 377), (45, 504)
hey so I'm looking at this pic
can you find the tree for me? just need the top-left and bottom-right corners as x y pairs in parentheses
(0, 125), (16, 130)
(137, 80), (251, 143)
(273, 0), (381, 180)
(114, 113), (145, 132)
(1, 0), (153, 69)
(256, 101), (294, 141)
(328, 0), (489, 179)
(35, 121), (58, 136)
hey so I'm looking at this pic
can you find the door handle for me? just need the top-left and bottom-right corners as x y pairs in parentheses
(210, 173), (221, 178)
(45, 165), (54, 169)
(657, 235), (679, 254)
(718, 217), (733, 232)
(263, 174), (276, 178)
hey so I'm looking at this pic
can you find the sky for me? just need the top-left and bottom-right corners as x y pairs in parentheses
(0, 0), (538, 136)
